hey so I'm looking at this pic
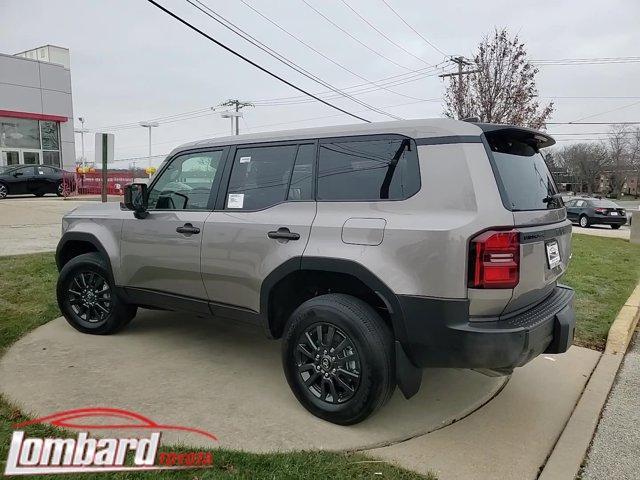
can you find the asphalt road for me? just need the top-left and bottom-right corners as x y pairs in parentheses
(582, 335), (640, 480)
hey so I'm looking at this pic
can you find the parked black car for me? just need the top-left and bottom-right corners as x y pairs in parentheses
(0, 164), (74, 199)
(565, 197), (627, 229)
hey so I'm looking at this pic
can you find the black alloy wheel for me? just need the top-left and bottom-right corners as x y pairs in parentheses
(294, 322), (361, 404)
(67, 271), (112, 324)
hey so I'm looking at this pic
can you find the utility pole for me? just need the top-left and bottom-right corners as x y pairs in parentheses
(439, 56), (479, 119)
(219, 99), (254, 135)
(139, 121), (159, 177)
(74, 116), (89, 166)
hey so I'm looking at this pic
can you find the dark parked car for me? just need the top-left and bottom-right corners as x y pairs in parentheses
(0, 164), (74, 199)
(565, 197), (627, 229)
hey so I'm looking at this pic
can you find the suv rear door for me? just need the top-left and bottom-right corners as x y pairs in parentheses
(120, 148), (227, 302)
(484, 128), (571, 314)
(201, 141), (317, 313)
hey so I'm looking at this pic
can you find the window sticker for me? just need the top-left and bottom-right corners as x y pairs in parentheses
(239, 156), (251, 164)
(227, 193), (244, 209)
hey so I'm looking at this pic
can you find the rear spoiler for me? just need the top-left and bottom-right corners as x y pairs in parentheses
(473, 123), (555, 149)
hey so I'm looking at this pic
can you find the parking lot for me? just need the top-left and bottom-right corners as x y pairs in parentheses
(0, 196), (118, 256)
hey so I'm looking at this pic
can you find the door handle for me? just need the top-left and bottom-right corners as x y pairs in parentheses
(268, 227), (300, 241)
(176, 223), (200, 235)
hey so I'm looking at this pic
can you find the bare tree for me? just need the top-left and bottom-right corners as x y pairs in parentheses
(444, 28), (554, 129)
(607, 125), (632, 197)
(557, 142), (609, 194)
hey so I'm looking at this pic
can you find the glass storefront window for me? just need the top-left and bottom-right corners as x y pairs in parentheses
(0, 117), (41, 149)
(43, 151), (60, 167)
(40, 121), (60, 150)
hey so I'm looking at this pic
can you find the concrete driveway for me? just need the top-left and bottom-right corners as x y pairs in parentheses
(0, 309), (600, 479)
(572, 224), (630, 239)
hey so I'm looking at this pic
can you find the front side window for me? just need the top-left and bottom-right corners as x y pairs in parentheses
(317, 137), (420, 201)
(226, 144), (297, 210)
(147, 150), (223, 210)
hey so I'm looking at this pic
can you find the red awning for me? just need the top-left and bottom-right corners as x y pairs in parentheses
(0, 109), (68, 123)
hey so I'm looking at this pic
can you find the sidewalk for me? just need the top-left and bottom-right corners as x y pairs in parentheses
(368, 346), (600, 480)
(582, 335), (639, 479)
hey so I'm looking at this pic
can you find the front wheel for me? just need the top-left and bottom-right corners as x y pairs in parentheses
(57, 252), (137, 334)
(0, 183), (8, 199)
(611, 224), (621, 230)
(579, 215), (590, 228)
(282, 294), (395, 425)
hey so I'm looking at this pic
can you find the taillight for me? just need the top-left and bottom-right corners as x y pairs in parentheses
(469, 230), (520, 289)
(594, 208), (607, 215)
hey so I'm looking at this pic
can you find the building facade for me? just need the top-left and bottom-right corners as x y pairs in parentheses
(0, 45), (75, 170)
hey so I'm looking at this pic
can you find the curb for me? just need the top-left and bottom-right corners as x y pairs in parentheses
(538, 282), (640, 480)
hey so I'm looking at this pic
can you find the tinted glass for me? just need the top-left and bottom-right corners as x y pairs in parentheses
(226, 145), (297, 210)
(43, 151), (61, 167)
(488, 137), (560, 211)
(40, 121), (60, 150)
(288, 143), (315, 201)
(317, 138), (419, 201)
(36, 166), (57, 176)
(0, 117), (40, 149)
(148, 150), (223, 210)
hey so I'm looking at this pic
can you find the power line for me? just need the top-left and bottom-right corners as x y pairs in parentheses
(379, 0), (448, 57)
(187, 0), (401, 120)
(568, 100), (640, 123)
(338, 0), (431, 67)
(238, 0), (437, 102)
(531, 56), (640, 66)
(299, 0), (415, 71)
(548, 122), (640, 125)
(145, 0), (371, 123)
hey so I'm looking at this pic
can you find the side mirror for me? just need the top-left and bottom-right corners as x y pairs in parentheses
(123, 183), (149, 219)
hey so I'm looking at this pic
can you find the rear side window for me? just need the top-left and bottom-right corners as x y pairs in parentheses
(317, 137), (420, 201)
(288, 143), (315, 201)
(226, 144), (297, 210)
(487, 135), (560, 211)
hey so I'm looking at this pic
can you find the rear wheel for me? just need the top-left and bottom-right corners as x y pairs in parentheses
(0, 183), (7, 199)
(282, 293), (395, 425)
(57, 252), (137, 334)
(611, 224), (621, 230)
(579, 215), (590, 228)
(56, 181), (69, 197)
(34, 192), (45, 197)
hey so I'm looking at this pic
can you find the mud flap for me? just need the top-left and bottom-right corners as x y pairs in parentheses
(395, 340), (422, 399)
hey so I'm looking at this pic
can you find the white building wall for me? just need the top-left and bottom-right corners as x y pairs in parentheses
(0, 50), (75, 169)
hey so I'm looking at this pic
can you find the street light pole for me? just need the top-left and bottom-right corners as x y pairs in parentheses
(139, 121), (159, 177)
(74, 116), (89, 166)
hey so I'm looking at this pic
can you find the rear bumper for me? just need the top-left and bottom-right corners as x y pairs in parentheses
(591, 216), (627, 225)
(398, 285), (575, 370)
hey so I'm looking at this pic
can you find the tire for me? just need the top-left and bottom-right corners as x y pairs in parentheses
(57, 252), (137, 335)
(611, 224), (621, 230)
(282, 293), (395, 425)
(56, 181), (69, 197)
(579, 215), (590, 228)
(34, 192), (45, 197)
(0, 182), (8, 199)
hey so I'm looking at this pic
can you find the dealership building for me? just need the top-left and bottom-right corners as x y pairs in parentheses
(0, 45), (76, 170)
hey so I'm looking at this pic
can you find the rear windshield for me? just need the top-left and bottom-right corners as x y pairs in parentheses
(487, 136), (560, 211)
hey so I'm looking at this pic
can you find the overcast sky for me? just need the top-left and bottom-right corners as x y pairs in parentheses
(4, 0), (640, 166)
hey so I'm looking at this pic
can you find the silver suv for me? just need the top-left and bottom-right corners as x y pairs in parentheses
(56, 119), (575, 425)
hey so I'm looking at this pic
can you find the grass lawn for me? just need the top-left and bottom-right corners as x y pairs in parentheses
(562, 234), (640, 350)
(0, 253), (427, 479)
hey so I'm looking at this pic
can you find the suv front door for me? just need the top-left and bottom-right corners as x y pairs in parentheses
(120, 149), (227, 302)
(201, 142), (317, 313)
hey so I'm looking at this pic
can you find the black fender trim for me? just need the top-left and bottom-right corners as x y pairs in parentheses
(56, 232), (112, 275)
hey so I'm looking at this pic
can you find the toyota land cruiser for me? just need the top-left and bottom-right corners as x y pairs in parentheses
(56, 119), (575, 425)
